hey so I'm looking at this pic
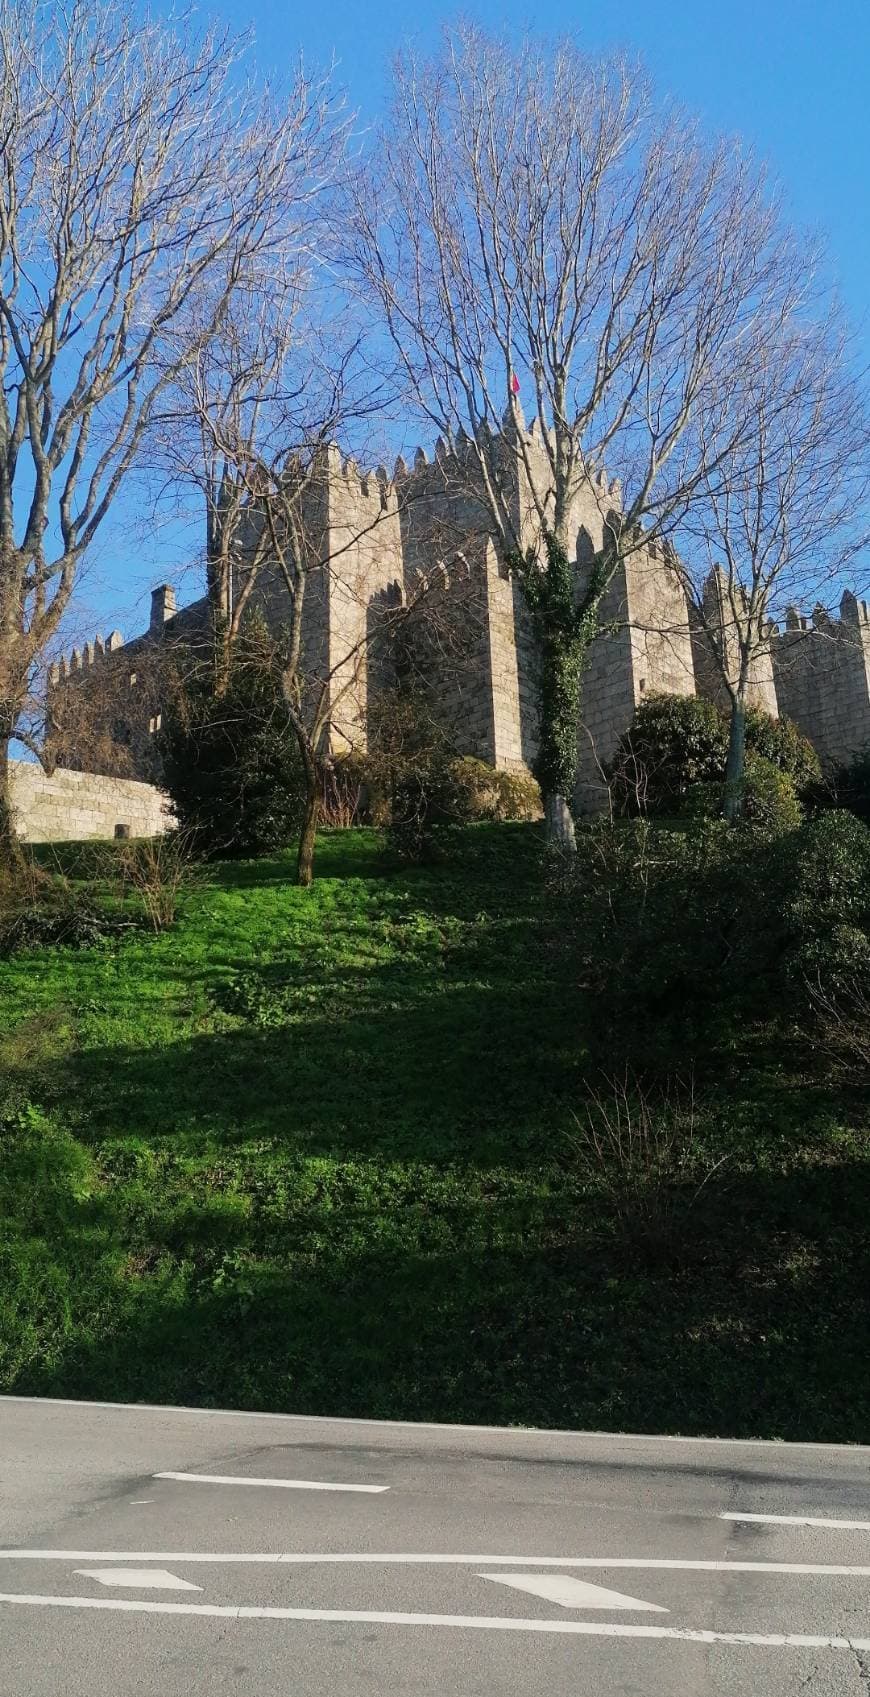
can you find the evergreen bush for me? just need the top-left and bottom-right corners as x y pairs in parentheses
(608, 692), (819, 818)
(158, 656), (304, 858)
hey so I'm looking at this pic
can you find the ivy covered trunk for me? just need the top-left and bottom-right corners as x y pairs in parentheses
(723, 695), (747, 823)
(537, 635), (584, 849)
(514, 531), (611, 851)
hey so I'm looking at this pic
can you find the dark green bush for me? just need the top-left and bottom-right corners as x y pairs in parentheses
(744, 707), (822, 794)
(831, 748), (870, 823)
(555, 818), (764, 1065)
(158, 657), (305, 858)
(780, 811), (870, 971)
(741, 754), (803, 835)
(608, 692), (820, 818)
(555, 809), (870, 1069)
(607, 694), (728, 815)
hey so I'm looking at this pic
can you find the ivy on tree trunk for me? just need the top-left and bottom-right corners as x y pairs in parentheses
(511, 530), (612, 849)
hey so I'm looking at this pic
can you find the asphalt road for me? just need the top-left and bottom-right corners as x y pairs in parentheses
(2, 1397), (870, 1695)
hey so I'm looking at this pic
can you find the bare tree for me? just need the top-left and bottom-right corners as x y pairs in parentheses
(0, 0), (341, 861)
(202, 434), (450, 887)
(151, 279), (416, 884)
(349, 23), (809, 844)
(676, 309), (870, 818)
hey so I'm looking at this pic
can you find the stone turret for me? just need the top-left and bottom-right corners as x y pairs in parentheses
(150, 584), (177, 633)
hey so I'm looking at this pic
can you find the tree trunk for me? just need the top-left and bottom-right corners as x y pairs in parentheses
(0, 733), (23, 870)
(544, 791), (577, 849)
(723, 697), (747, 823)
(296, 777), (319, 887)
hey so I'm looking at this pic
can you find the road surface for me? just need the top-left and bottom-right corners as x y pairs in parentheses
(2, 1395), (870, 1694)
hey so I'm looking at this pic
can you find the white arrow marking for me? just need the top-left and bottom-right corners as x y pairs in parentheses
(74, 1568), (202, 1592)
(480, 1572), (667, 1612)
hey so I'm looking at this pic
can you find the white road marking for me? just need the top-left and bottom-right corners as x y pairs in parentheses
(3, 1393), (867, 1452)
(153, 1472), (388, 1493)
(480, 1573), (667, 1612)
(1, 1591), (870, 1648)
(129, 1501), (154, 1506)
(721, 1513), (870, 1532)
(75, 1568), (202, 1592)
(4, 1550), (870, 1577)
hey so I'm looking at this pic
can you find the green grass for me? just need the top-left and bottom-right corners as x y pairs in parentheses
(2, 822), (869, 1439)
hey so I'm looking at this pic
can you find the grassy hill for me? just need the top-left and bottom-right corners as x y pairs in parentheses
(2, 823), (869, 1439)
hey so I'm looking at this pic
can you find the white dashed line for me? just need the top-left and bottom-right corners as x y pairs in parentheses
(153, 1472), (388, 1493)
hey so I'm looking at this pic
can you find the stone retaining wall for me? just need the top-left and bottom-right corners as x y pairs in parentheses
(10, 760), (173, 842)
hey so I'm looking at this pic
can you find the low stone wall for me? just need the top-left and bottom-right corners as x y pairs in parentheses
(10, 760), (173, 842)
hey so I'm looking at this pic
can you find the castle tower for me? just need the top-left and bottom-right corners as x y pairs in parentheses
(773, 592), (870, 767)
(689, 567), (779, 718)
(574, 537), (696, 813)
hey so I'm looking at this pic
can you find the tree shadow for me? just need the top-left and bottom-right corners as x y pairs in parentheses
(7, 1155), (870, 1441)
(43, 963), (582, 1166)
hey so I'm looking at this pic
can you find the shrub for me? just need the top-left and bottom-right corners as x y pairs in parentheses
(780, 811), (870, 973)
(609, 692), (819, 819)
(607, 694), (728, 815)
(569, 1070), (725, 1267)
(437, 758), (542, 824)
(783, 810), (870, 934)
(740, 754), (802, 835)
(832, 747), (870, 823)
(158, 657), (305, 858)
(774, 812), (870, 1057)
(114, 831), (198, 931)
(0, 856), (135, 956)
(553, 817), (765, 1065)
(744, 708), (822, 795)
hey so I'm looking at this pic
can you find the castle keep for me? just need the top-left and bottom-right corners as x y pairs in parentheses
(47, 421), (870, 818)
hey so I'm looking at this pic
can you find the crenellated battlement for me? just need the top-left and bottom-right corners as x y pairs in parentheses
(50, 630), (124, 686)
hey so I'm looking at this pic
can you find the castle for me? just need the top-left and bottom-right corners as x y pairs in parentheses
(46, 419), (870, 816)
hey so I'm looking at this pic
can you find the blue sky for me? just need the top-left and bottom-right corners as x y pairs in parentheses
(68, 0), (870, 648)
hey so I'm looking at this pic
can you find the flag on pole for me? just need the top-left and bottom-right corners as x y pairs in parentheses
(510, 371), (520, 396)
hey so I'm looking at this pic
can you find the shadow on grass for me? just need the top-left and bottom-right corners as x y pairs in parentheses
(5, 1153), (870, 1441)
(50, 967), (582, 1164)
(8, 821), (870, 1438)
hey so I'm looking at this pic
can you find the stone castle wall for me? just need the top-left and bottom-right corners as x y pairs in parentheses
(10, 760), (172, 843)
(772, 593), (870, 768)
(44, 419), (870, 834)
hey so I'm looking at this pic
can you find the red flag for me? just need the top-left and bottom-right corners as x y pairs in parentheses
(510, 371), (520, 396)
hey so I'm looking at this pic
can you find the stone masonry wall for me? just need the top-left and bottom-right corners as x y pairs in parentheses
(689, 568), (779, 718)
(10, 760), (173, 842)
(773, 593), (870, 767)
(574, 541), (696, 813)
